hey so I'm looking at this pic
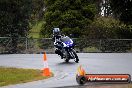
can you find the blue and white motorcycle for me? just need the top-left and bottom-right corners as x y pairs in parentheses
(54, 36), (79, 63)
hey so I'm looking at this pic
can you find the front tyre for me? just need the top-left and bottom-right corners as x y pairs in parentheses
(72, 49), (79, 63)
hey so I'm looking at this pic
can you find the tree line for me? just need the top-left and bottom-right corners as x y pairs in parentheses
(41, 0), (132, 39)
(0, 0), (132, 53)
(0, 0), (44, 37)
(0, 0), (45, 53)
(0, 0), (132, 38)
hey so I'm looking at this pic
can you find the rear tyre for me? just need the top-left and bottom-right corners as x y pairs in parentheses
(64, 50), (70, 63)
(65, 59), (69, 63)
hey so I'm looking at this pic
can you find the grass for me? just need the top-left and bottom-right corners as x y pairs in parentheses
(128, 84), (132, 88)
(0, 67), (53, 87)
(28, 21), (44, 53)
(29, 21), (44, 38)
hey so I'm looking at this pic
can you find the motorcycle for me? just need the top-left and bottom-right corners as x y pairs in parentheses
(54, 36), (79, 63)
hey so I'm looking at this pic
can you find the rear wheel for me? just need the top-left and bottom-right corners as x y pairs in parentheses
(64, 50), (70, 63)
(65, 59), (69, 62)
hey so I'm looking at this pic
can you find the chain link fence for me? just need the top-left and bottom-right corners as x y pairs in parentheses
(0, 37), (132, 54)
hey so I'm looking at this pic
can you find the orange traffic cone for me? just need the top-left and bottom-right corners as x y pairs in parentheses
(42, 52), (51, 76)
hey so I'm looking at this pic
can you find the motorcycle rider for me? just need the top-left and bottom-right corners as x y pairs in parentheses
(52, 28), (64, 59)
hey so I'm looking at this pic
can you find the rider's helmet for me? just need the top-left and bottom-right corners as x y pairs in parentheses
(53, 28), (61, 36)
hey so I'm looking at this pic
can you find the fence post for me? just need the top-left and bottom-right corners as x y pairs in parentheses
(99, 39), (102, 51)
(25, 37), (28, 53)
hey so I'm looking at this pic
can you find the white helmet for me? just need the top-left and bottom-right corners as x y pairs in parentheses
(53, 28), (60, 36)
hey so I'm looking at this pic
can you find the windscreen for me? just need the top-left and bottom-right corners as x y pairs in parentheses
(61, 36), (71, 42)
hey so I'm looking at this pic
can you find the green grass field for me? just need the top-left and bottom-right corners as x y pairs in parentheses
(29, 21), (44, 38)
(0, 67), (53, 87)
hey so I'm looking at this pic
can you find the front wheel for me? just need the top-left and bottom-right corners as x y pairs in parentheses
(71, 49), (79, 63)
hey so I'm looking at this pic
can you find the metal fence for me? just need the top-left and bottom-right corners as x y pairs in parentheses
(0, 37), (132, 54)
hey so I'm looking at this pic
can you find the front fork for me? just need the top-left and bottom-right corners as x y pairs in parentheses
(64, 48), (75, 59)
(70, 49), (76, 59)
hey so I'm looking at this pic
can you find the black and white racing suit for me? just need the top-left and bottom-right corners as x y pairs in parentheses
(53, 35), (63, 58)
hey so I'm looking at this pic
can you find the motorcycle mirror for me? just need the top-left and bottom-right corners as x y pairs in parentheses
(69, 34), (73, 38)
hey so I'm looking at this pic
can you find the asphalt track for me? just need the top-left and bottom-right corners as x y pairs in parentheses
(0, 53), (132, 88)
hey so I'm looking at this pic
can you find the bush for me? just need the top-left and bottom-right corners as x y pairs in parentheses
(82, 16), (132, 39)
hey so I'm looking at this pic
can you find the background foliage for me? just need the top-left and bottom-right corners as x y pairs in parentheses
(0, 0), (132, 53)
(0, 0), (45, 53)
(40, 0), (97, 38)
(82, 16), (132, 39)
(110, 0), (132, 24)
(0, 0), (44, 37)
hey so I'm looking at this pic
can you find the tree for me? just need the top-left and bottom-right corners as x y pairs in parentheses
(93, 0), (102, 16)
(0, 0), (32, 37)
(0, 0), (45, 37)
(40, 0), (97, 38)
(0, 0), (45, 53)
(30, 0), (45, 23)
(110, 0), (132, 24)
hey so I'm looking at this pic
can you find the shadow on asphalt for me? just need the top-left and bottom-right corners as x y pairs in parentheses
(57, 62), (78, 66)
(55, 82), (131, 88)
